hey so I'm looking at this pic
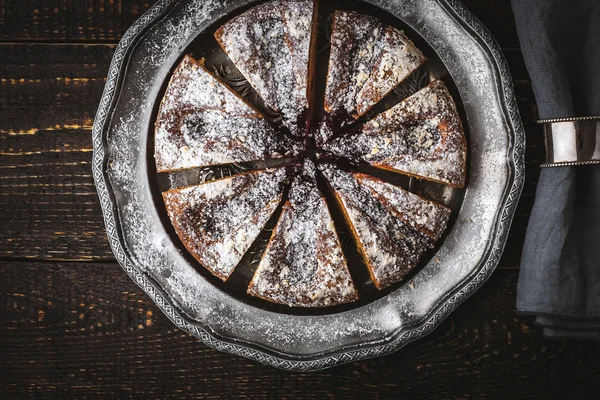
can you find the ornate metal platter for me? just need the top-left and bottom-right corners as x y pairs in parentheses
(92, 0), (525, 371)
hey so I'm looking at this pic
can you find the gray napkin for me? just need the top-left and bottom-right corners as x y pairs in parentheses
(512, 0), (600, 338)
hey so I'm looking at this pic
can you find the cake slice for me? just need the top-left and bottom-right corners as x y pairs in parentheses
(320, 166), (450, 290)
(154, 55), (300, 173)
(163, 168), (289, 281)
(324, 80), (467, 187)
(323, 10), (425, 133)
(248, 161), (358, 307)
(215, 0), (317, 137)
(355, 174), (451, 242)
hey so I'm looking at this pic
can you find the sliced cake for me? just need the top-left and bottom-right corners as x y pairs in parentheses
(324, 80), (467, 187)
(320, 165), (450, 290)
(215, 0), (317, 137)
(355, 174), (451, 242)
(322, 10), (425, 135)
(154, 55), (300, 173)
(248, 161), (358, 307)
(163, 168), (289, 281)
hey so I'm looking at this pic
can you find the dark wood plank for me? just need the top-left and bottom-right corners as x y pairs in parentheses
(0, 43), (114, 133)
(0, 129), (112, 261)
(0, 43), (115, 79)
(0, 44), (115, 260)
(0, 0), (157, 42)
(1, 263), (598, 399)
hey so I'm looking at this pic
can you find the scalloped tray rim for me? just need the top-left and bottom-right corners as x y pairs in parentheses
(92, 0), (526, 372)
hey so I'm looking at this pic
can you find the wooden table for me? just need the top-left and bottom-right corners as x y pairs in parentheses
(1, 1), (599, 398)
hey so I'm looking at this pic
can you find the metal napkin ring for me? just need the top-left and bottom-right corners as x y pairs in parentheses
(538, 117), (600, 168)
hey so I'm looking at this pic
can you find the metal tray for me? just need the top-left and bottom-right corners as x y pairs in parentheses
(92, 0), (525, 371)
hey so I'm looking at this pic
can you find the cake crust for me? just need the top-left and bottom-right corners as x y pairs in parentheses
(324, 80), (467, 187)
(163, 168), (289, 281)
(154, 55), (301, 173)
(248, 161), (358, 307)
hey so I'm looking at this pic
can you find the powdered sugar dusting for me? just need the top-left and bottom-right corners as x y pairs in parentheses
(355, 173), (451, 241)
(324, 10), (425, 121)
(155, 55), (301, 172)
(324, 80), (467, 187)
(325, 11), (381, 118)
(154, 6), (463, 303)
(215, 0), (314, 136)
(314, 119), (335, 147)
(248, 161), (358, 307)
(356, 25), (426, 115)
(321, 165), (437, 290)
(162, 168), (288, 281)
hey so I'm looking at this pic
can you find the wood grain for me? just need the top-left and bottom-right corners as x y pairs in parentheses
(0, 43), (114, 260)
(0, 1), (156, 42)
(2, 263), (599, 399)
(0, 128), (112, 261)
(0, 43), (114, 133)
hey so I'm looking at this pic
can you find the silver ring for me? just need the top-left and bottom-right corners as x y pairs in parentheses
(541, 119), (600, 168)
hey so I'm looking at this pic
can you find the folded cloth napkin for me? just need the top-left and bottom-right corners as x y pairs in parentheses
(512, 0), (600, 338)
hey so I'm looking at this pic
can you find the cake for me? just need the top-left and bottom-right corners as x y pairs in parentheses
(215, 0), (317, 137)
(156, 5), (467, 307)
(323, 80), (467, 187)
(154, 55), (301, 173)
(320, 165), (451, 289)
(248, 161), (358, 307)
(321, 10), (426, 139)
(162, 168), (289, 281)
(356, 173), (451, 242)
